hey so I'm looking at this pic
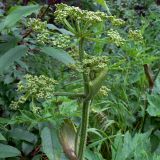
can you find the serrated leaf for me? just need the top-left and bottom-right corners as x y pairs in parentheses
(0, 5), (40, 30)
(41, 47), (75, 65)
(0, 45), (28, 74)
(112, 132), (123, 160)
(147, 94), (160, 117)
(0, 143), (21, 158)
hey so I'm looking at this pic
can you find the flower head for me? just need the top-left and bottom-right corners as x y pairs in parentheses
(54, 3), (107, 24)
(129, 29), (143, 42)
(107, 29), (125, 46)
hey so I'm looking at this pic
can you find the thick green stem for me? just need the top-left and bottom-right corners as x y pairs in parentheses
(79, 38), (90, 94)
(79, 38), (84, 62)
(78, 99), (91, 160)
(77, 38), (91, 160)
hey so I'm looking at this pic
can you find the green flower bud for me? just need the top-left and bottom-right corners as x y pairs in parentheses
(107, 29), (125, 46)
(110, 16), (125, 26)
(27, 18), (47, 32)
(129, 29), (143, 42)
(54, 3), (107, 25)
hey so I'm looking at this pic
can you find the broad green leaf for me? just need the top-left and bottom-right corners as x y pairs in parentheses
(0, 45), (28, 74)
(0, 133), (6, 141)
(40, 123), (67, 160)
(0, 36), (19, 56)
(9, 128), (37, 144)
(147, 94), (160, 117)
(96, 0), (111, 15)
(0, 144), (21, 158)
(41, 47), (75, 65)
(0, 5), (40, 30)
(22, 142), (34, 155)
(41, 127), (55, 160)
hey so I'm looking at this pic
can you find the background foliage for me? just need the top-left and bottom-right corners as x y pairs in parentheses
(0, 0), (160, 160)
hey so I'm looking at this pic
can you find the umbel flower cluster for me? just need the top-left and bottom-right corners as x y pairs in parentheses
(27, 18), (71, 48)
(54, 3), (125, 27)
(99, 85), (110, 96)
(69, 50), (108, 80)
(27, 18), (47, 32)
(107, 29), (125, 46)
(110, 16), (125, 26)
(54, 3), (108, 24)
(129, 29), (143, 41)
(10, 74), (57, 110)
(83, 55), (108, 72)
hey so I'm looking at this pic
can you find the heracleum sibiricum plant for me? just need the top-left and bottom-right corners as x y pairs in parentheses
(10, 3), (137, 160)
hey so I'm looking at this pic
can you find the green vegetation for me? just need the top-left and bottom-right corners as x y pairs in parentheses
(0, 0), (160, 160)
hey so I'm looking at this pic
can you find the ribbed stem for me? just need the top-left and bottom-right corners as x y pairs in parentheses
(77, 37), (91, 160)
(78, 99), (90, 160)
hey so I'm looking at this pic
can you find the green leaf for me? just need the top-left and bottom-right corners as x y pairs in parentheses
(112, 132), (123, 160)
(0, 5), (40, 30)
(111, 132), (151, 160)
(96, 0), (111, 15)
(85, 149), (105, 160)
(41, 127), (55, 160)
(87, 128), (103, 138)
(147, 94), (160, 117)
(9, 128), (37, 144)
(0, 45), (28, 74)
(41, 47), (75, 65)
(47, 24), (73, 35)
(0, 143), (21, 158)
(0, 36), (19, 56)
(40, 123), (67, 160)
(0, 133), (6, 141)
(22, 142), (34, 155)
